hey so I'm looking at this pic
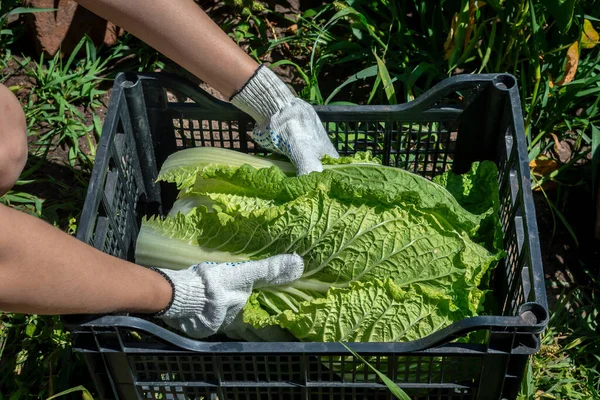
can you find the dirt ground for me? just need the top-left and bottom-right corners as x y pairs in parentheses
(534, 183), (598, 312)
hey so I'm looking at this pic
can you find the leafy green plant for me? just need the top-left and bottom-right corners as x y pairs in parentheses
(245, 0), (596, 171)
(19, 35), (121, 170)
(446, 0), (599, 162)
(262, 1), (450, 105)
(217, 0), (290, 61)
(0, 313), (88, 399)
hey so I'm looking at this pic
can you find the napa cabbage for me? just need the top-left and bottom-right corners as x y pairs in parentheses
(135, 148), (503, 342)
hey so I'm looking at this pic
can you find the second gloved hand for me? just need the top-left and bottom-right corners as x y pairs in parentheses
(231, 64), (339, 175)
(153, 254), (304, 340)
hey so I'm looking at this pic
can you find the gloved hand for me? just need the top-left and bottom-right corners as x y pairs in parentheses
(152, 254), (304, 340)
(231, 64), (339, 175)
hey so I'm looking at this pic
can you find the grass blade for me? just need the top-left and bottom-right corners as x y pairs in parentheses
(546, 0), (576, 32)
(406, 62), (434, 102)
(478, 19), (497, 73)
(86, 35), (97, 63)
(45, 73), (77, 89)
(592, 123), (599, 195)
(340, 343), (410, 400)
(46, 385), (93, 400)
(537, 180), (580, 246)
(325, 65), (378, 104)
(519, 360), (534, 398)
(374, 53), (396, 105)
(63, 36), (88, 73)
(268, 60), (310, 85)
(367, 74), (382, 105)
(2, 7), (56, 19)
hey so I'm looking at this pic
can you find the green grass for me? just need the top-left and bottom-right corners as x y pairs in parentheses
(0, 314), (85, 399)
(0, 0), (599, 398)
(18, 36), (113, 169)
(521, 266), (600, 399)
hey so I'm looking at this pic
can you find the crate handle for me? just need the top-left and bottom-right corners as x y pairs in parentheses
(517, 302), (549, 330)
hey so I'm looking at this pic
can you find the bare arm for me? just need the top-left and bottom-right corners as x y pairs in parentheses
(0, 1), (257, 315)
(0, 81), (170, 315)
(0, 203), (172, 314)
(75, 0), (259, 99)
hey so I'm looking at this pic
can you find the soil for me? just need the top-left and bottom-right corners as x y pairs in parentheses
(536, 193), (580, 310)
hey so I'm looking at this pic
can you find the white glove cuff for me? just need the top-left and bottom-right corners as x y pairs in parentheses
(230, 65), (296, 124)
(152, 267), (207, 319)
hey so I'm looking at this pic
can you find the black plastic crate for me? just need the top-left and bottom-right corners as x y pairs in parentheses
(68, 72), (549, 400)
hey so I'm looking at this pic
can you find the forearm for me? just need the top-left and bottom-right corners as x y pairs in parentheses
(75, 0), (258, 98)
(0, 204), (171, 315)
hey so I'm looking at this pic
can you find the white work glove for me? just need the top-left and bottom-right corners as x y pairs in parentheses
(231, 64), (339, 175)
(152, 254), (304, 340)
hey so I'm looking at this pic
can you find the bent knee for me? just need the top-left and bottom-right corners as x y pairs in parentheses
(0, 147), (27, 196)
(0, 84), (27, 195)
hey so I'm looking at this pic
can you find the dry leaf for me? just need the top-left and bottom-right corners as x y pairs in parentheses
(547, 71), (555, 88)
(464, 0), (477, 50)
(530, 158), (559, 191)
(554, 41), (579, 86)
(581, 19), (599, 49)
(549, 132), (561, 151)
(444, 14), (459, 60)
(529, 158), (559, 173)
(265, 18), (278, 40)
